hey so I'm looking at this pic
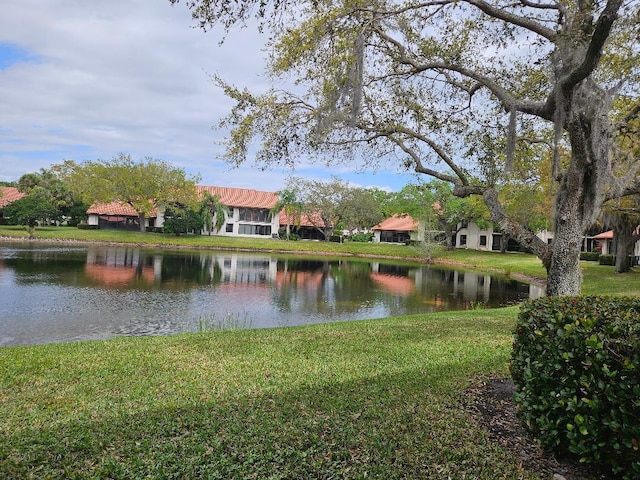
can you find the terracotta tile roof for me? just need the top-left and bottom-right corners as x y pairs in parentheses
(593, 228), (640, 239)
(372, 214), (418, 232)
(0, 186), (27, 208)
(87, 201), (158, 217)
(197, 185), (279, 209)
(279, 210), (327, 228)
(87, 186), (279, 217)
(593, 230), (613, 240)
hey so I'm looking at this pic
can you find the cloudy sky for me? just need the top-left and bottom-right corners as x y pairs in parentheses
(0, 0), (418, 192)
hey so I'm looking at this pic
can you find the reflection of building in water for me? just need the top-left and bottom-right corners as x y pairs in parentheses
(215, 254), (278, 283)
(370, 272), (416, 297)
(85, 247), (156, 285)
(448, 270), (544, 302)
(370, 262), (543, 305)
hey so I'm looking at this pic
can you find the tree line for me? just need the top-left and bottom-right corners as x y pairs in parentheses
(2, 153), (637, 270)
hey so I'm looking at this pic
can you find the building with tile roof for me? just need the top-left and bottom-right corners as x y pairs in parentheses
(593, 229), (640, 261)
(278, 210), (328, 240)
(372, 214), (420, 243)
(87, 185), (282, 237)
(197, 185), (280, 237)
(86, 201), (161, 230)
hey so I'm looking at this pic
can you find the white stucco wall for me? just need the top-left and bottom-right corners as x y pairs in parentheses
(206, 207), (279, 238)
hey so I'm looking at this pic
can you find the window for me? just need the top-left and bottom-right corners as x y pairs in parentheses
(238, 208), (269, 223)
(380, 231), (410, 243)
(238, 224), (272, 236)
(479, 235), (487, 247)
(460, 234), (467, 246)
(226, 223), (234, 233)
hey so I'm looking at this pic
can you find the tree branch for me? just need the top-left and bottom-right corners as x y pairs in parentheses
(562, 0), (623, 91)
(372, 27), (550, 119)
(465, 0), (557, 40)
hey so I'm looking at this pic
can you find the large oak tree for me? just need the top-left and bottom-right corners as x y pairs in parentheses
(173, 0), (640, 295)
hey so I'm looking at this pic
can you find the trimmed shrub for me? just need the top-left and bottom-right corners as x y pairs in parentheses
(511, 296), (640, 479)
(76, 224), (99, 230)
(348, 232), (374, 243)
(580, 251), (600, 261)
(599, 254), (616, 265)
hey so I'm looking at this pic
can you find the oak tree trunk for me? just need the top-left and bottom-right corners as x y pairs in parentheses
(138, 212), (146, 233)
(613, 224), (637, 273)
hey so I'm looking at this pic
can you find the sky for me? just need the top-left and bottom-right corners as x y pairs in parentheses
(0, 0), (419, 193)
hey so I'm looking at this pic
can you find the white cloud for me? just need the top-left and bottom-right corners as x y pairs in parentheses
(0, 0), (412, 192)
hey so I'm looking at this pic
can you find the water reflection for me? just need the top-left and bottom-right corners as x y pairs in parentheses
(0, 244), (543, 346)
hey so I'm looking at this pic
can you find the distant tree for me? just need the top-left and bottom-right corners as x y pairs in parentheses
(384, 182), (489, 249)
(340, 187), (384, 233)
(601, 196), (640, 273)
(271, 186), (302, 240)
(163, 204), (203, 236)
(3, 194), (59, 238)
(16, 167), (88, 225)
(66, 154), (200, 232)
(296, 176), (351, 241)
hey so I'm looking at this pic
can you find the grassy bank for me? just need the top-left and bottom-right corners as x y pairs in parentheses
(0, 225), (429, 260)
(1, 225), (638, 478)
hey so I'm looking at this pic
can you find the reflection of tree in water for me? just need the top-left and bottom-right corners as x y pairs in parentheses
(159, 252), (222, 287)
(4, 247), (88, 286)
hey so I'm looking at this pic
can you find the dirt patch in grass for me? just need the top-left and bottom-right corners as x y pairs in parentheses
(463, 378), (614, 480)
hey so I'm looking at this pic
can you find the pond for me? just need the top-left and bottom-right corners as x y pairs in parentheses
(0, 243), (543, 346)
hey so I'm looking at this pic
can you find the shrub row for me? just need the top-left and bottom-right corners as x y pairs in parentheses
(580, 251), (600, 261)
(511, 296), (640, 479)
(599, 254), (616, 266)
(76, 224), (100, 230)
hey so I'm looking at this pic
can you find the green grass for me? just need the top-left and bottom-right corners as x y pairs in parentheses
(1, 226), (638, 478)
(1, 309), (538, 479)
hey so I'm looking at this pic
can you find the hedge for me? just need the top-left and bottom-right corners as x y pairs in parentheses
(511, 296), (640, 478)
(599, 254), (616, 266)
(580, 251), (600, 261)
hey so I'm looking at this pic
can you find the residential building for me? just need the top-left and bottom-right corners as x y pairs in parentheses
(372, 214), (422, 243)
(87, 202), (162, 230)
(453, 223), (554, 252)
(198, 186), (279, 238)
(87, 186), (281, 237)
(279, 211), (328, 240)
(593, 230), (640, 259)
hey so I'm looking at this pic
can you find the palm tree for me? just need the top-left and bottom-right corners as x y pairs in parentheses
(272, 188), (302, 240)
(199, 191), (229, 235)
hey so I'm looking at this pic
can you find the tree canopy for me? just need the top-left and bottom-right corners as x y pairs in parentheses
(175, 0), (640, 296)
(64, 154), (200, 232)
(17, 168), (88, 226)
(3, 195), (59, 233)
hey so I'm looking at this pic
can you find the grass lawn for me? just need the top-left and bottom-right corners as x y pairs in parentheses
(1, 309), (534, 479)
(1, 226), (638, 478)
